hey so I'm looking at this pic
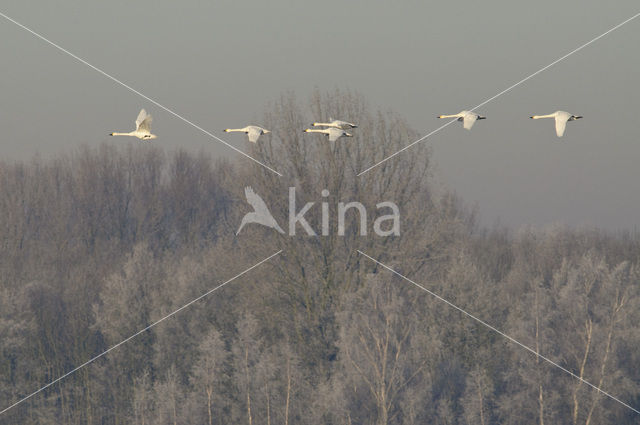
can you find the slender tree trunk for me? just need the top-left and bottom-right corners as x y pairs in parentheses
(378, 399), (388, 425)
(586, 297), (622, 425)
(266, 383), (271, 425)
(285, 357), (291, 425)
(206, 386), (213, 425)
(85, 367), (93, 425)
(478, 375), (485, 425)
(172, 396), (177, 425)
(58, 372), (68, 424)
(378, 319), (390, 425)
(572, 319), (593, 425)
(245, 346), (252, 425)
(538, 384), (544, 425)
(535, 286), (545, 425)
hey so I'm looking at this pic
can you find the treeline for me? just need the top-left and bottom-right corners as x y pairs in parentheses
(1, 91), (639, 424)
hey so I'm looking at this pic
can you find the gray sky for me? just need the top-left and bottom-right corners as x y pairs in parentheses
(1, 0), (639, 230)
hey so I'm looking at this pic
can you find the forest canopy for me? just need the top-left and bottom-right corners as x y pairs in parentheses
(1, 91), (639, 424)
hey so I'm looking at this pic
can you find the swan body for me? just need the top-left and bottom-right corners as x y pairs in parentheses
(530, 111), (582, 137)
(224, 125), (270, 143)
(438, 110), (486, 130)
(304, 127), (353, 142)
(236, 187), (284, 234)
(311, 118), (358, 130)
(110, 109), (157, 140)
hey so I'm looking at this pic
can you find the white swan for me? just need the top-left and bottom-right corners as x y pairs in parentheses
(530, 111), (582, 137)
(304, 127), (353, 142)
(438, 110), (486, 130)
(110, 109), (157, 140)
(224, 125), (270, 143)
(311, 118), (358, 130)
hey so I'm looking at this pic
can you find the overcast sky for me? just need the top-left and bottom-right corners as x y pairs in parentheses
(1, 1), (638, 230)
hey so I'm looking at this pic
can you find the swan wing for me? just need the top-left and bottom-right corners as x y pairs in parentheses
(463, 113), (478, 130)
(332, 119), (356, 129)
(136, 109), (152, 133)
(340, 120), (356, 129)
(332, 120), (346, 128)
(247, 127), (262, 143)
(328, 129), (341, 142)
(555, 115), (569, 137)
(245, 187), (271, 217)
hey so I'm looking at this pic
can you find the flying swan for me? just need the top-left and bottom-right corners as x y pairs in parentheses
(224, 126), (270, 143)
(438, 110), (486, 130)
(304, 127), (353, 142)
(110, 109), (157, 140)
(530, 111), (582, 137)
(311, 118), (358, 129)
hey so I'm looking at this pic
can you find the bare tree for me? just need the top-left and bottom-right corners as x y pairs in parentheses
(132, 370), (154, 425)
(232, 314), (262, 425)
(336, 274), (438, 424)
(462, 366), (493, 425)
(153, 365), (182, 425)
(192, 329), (228, 425)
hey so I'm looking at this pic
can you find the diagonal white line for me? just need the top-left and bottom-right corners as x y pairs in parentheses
(357, 119), (457, 176)
(0, 250), (282, 417)
(0, 11), (282, 177)
(357, 11), (640, 177)
(357, 250), (640, 416)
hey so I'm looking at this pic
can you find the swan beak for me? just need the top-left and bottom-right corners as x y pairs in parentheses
(478, 116), (486, 120)
(346, 133), (353, 137)
(575, 116), (583, 120)
(352, 125), (358, 128)
(264, 130), (271, 134)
